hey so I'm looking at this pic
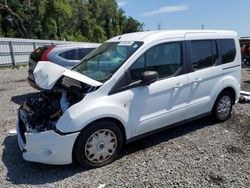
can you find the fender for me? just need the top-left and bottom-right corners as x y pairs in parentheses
(209, 74), (239, 110)
(56, 95), (130, 139)
(223, 75), (240, 103)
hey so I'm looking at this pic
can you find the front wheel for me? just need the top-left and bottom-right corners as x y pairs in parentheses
(74, 120), (123, 168)
(212, 91), (233, 122)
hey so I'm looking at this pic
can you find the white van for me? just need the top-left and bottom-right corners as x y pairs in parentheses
(17, 30), (241, 168)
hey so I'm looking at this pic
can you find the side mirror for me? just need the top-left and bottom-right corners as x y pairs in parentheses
(141, 71), (159, 85)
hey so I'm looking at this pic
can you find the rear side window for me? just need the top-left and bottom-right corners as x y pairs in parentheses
(78, 48), (94, 60)
(191, 40), (218, 70)
(220, 39), (236, 64)
(59, 49), (78, 60)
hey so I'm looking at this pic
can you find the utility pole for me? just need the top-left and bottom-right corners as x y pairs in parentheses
(157, 23), (161, 30)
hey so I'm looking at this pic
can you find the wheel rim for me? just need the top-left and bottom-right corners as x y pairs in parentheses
(84, 129), (117, 164)
(217, 95), (231, 119)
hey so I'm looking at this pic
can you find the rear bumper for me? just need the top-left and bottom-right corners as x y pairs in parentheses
(16, 112), (79, 165)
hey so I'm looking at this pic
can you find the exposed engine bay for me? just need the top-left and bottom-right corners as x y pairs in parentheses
(19, 76), (98, 133)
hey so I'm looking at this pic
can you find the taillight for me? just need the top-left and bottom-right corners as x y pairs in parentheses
(40, 47), (54, 61)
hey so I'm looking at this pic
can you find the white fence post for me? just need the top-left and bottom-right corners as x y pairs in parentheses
(9, 41), (15, 66)
(33, 42), (37, 50)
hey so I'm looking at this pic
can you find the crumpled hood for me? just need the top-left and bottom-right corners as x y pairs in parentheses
(33, 61), (103, 90)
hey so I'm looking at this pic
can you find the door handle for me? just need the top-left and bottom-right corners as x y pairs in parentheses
(192, 78), (202, 83)
(174, 83), (184, 89)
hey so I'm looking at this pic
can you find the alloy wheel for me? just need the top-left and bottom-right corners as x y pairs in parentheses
(216, 95), (232, 120)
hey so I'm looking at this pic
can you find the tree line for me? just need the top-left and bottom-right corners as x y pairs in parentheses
(0, 0), (144, 42)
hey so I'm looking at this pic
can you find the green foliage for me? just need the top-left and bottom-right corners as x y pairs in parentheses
(0, 0), (143, 42)
(43, 19), (58, 40)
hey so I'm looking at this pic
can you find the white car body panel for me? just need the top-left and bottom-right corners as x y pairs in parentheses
(132, 74), (189, 136)
(185, 66), (223, 119)
(16, 117), (79, 165)
(33, 61), (102, 90)
(62, 69), (103, 87)
(17, 30), (241, 165)
(33, 61), (66, 90)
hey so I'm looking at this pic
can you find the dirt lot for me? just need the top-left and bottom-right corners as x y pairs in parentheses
(0, 66), (249, 187)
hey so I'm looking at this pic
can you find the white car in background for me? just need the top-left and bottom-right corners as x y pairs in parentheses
(17, 30), (241, 168)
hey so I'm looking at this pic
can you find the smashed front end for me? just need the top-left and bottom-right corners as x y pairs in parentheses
(16, 75), (99, 165)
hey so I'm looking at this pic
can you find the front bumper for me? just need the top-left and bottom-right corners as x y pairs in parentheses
(16, 112), (80, 165)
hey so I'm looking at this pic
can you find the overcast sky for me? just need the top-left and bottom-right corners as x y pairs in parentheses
(117, 0), (249, 37)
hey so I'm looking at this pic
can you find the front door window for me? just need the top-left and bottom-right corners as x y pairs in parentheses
(129, 42), (182, 82)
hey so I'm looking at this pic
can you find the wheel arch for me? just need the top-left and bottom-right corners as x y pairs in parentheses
(211, 86), (236, 113)
(81, 117), (127, 142)
(218, 86), (236, 105)
(211, 86), (236, 122)
(72, 117), (127, 163)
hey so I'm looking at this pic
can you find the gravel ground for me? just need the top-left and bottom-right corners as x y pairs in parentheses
(0, 66), (249, 188)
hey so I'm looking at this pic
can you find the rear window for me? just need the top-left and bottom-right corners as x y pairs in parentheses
(78, 48), (95, 60)
(59, 49), (78, 60)
(59, 48), (95, 60)
(220, 39), (236, 64)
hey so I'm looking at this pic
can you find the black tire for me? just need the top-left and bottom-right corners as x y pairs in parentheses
(74, 120), (123, 168)
(212, 91), (233, 122)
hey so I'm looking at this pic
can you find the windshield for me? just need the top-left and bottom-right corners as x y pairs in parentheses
(73, 41), (143, 82)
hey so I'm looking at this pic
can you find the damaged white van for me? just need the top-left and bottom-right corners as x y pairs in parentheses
(17, 30), (241, 168)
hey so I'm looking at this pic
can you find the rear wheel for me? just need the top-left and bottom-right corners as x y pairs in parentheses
(212, 91), (233, 122)
(74, 120), (123, 168)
